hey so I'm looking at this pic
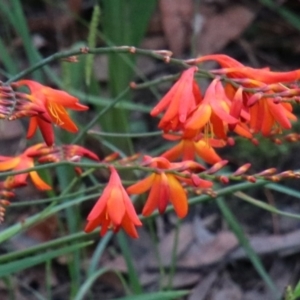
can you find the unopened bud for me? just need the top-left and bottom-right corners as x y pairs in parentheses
(0, 200), (10, 206)
(247, 93), (263, 107)
(61, 56), (78, 63)
(219, 175), (229, 184)
(271, 138), (282, 145)
(285, 133), (299, 142)
(227, 137), (235, 146)
(129, 82), (137, 89)
(103, 152), (119, 162)
(245, 176), (256, 183)
(80, 47), (89, 53)
(256, 168), (277, 176)
(206, 160), (228, 174)
(233, 163), (251, 176)
(269, 175), (280, 182)
(277, 170), (295, 178)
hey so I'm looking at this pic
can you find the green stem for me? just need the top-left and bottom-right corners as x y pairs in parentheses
(5, 46), (189, 84)
(72, 87), (130, 144)
(89, 130), (163, 138)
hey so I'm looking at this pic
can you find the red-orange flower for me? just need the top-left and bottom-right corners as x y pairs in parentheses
(85, 166), (142, 238)
(14, 80), (89, 146)
(151, 67), (201, 131)
(0, 144), (51, 190)
(161, 133), (223, 164)
(184, 78), (240, 139)
(195, 55), (298, 136)
(196, 54), (300, 84)
(127, 156), (212, 218)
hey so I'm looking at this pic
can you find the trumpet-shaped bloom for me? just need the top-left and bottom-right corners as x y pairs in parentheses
(0, 144), (51, 190)
(14, 80), (89, 146)
(161, 133), (223, 164)
(196, 54), (300, 84)
(249, 98), (296, 135)
(196, 55), (297, 136)
(151, 67), (201, 131)
(85, 166), (142, 238)
(127, 156), (212, 218)
(184, 78), (238, 139)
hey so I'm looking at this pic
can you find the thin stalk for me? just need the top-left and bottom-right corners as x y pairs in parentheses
(166, 219), (180, 290)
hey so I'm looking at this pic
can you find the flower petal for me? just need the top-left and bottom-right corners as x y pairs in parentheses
(195, 140), (222, 164)
(127, 173), (155, 194)
(167, 174), (188, 218)
(107, 188), (125, 225)
(29, 171), (52, 190)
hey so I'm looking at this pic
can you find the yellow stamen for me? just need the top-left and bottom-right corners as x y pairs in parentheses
(48, 102), (65, 126)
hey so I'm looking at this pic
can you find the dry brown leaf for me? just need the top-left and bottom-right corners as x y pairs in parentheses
(210, 273), (243, 300)
(197, 4), (258, 55)
(176, 231), (238, 269)
(25, 215), (58, 242)
(188, 271), (218, 300)
(164, 271), (202, 289)
(146, 223), (195, 270)
(230, 229), (300, 259)
(159, 0), (193, 56)
(104, 255), (127, 273)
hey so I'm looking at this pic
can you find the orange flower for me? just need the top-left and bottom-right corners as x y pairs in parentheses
(184, 78), (239, 139)
(0, 144), (51, 190)
(14, 80), (89, 146)
(161, 133), (223, 164)
(196, 54), (300, 84)
(150, 67), (201, 131)
(127, 156), (212, 218)
(85, 166), (142, 238)
(196, 55), (297, 136)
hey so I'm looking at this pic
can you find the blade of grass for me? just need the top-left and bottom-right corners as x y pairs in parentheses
(259, 0), (300, 31)
(235, 191), (300, 220)
(74, 268), (130, 300)
(56, 166), (82, 297)
(117, 231), (143, 294)
(216, 197), (280, 299)
(115, 290), (190, 300)
(0, 241), (92, 277)
(266, 183), (300, 199)
(85, 4), (101, 86)
(88, 233), (113, 276)
(100, 0), (157, 154)
(0, 231), (91, 264)
(0, 0), (42, 80)
(166, 219), (180, 290)
(0, 37), (18, 76)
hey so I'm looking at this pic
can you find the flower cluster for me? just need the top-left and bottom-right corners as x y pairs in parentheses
(1, 52), (300, 238)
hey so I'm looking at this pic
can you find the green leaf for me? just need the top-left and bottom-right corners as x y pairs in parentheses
(99, 0), (157, 153)
(0, 241), (92, 277)
(115, 290), (190, 300)
(117, 231), (143, 294)
(216, 197), (280, 299)
(85, 4), (101, 86)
